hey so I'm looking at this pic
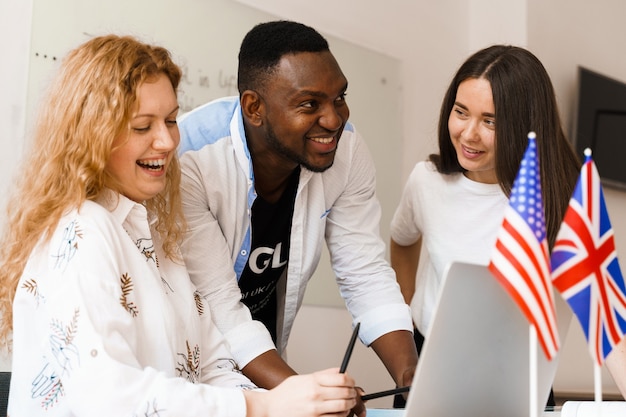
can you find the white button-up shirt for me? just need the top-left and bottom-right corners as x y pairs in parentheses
(10, 192), (254, 416)
(178, 97), (413, 367)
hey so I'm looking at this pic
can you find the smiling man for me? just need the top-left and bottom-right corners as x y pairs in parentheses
(177, 21), (417, 405)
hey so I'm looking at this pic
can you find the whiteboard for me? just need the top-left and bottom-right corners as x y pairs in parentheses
(26, 0), (402, 308)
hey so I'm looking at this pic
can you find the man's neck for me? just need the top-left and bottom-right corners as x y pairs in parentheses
(253, 163), (299, 204)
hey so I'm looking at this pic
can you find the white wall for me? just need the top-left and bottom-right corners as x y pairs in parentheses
(0, 0), (33, 373)
(526, 0), (626, 397)
(0, 0), (32, 198)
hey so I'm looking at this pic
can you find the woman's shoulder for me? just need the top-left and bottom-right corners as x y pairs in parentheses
(53, 200), (125, 246)
(69, 200), (117, 226)
(408, 160), (454, 184)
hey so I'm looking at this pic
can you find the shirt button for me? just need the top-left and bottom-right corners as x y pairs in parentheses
(91, 349), (98, 357)
(241, 250), (247, 256)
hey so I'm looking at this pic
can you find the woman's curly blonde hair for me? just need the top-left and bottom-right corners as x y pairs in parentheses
(0, 34), (186, 347)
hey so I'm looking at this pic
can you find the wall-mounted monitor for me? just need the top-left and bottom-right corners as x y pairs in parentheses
(574, 67), (626, 191)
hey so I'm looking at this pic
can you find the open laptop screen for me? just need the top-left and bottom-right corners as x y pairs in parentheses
(403, 261), (572, 417)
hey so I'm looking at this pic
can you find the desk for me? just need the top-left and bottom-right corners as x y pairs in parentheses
(367, 402), (626, 416)
(367, 409), (561, 416)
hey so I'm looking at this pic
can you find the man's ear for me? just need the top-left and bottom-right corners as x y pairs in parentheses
(240, 90), (264, 127)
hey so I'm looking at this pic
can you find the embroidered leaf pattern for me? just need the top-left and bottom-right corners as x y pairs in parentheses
(65, 309), (79, 345)
(120, 273), (139, 317)
(193, 291), (204, 316)
(36, 309), (81, 409)
(50, 308), (79, 346)
(42, 375), (64, 409)
(176, 341), (200, 383)
(52, 219), (83, 271)
(22, 278), (47, 307)
(132, 398), (165, 417)
(135, 237), (156, 264)
(217, 357), (243, 374)
(32, 363), (65, 410)
(22, 279), (38, 295)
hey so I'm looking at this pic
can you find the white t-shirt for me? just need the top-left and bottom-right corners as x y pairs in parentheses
(390, 161), (508, 334)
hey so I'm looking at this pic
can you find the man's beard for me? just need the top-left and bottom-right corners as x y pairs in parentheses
(264, 123), (335, 173)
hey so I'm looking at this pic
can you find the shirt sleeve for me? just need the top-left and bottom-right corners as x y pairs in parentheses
(179, 150), (276, 367)
(325, 131), (413, 346)
(390, 162), (424, 246)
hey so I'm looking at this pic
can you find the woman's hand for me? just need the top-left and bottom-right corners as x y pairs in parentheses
(244, 368), (358, 417)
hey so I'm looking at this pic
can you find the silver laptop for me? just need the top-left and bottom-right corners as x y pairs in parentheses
(403, 261), (572, 417)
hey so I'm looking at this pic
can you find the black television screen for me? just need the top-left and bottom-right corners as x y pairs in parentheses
(574, 67), (626, 190)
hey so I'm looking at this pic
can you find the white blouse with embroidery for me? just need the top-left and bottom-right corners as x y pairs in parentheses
(9, 193), (255, 416)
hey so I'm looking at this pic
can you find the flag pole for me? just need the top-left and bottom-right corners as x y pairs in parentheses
(589, 149), (603, 416)
(594, 362), (602, 407)
(530, 325), (538, 417)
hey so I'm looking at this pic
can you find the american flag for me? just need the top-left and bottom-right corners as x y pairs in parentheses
(489, 133), (560, 360)
(551, 150), (626, 365)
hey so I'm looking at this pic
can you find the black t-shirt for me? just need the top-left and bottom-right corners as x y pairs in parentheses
(238, 167), (300, 343)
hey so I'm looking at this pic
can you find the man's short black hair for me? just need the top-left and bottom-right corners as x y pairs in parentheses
(237, 20), (330, 93)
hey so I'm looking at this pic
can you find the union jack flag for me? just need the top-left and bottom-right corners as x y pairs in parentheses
(551, 150), (626, 365)
(489, 133), (560, 360)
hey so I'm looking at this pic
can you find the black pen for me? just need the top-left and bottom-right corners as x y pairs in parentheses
(339, 322), (360, 373)
(361, 385), (410, 401)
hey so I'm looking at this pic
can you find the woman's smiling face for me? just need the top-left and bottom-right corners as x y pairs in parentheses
(448, 77), (497, 184)
(106, 73), (180, 202)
